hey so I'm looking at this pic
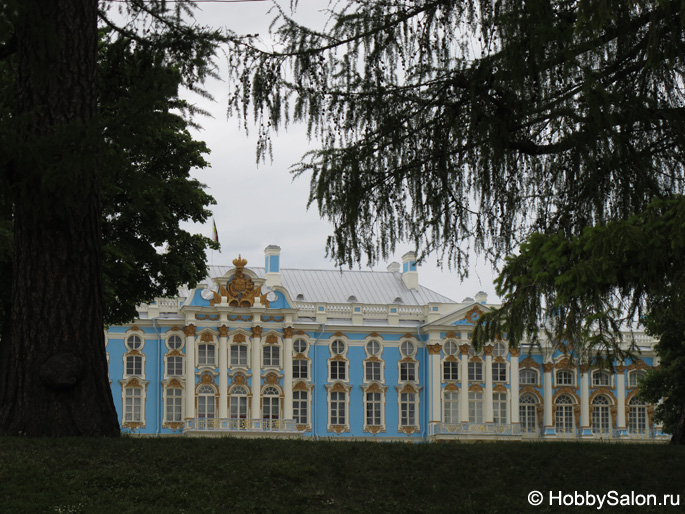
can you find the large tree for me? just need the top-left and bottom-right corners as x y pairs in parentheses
(0, 0), (221, 436)
(227, 0), (685, 441)
(228, 0), (685, 267)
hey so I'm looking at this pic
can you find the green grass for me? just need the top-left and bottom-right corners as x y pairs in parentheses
(0, 437), (683, 513)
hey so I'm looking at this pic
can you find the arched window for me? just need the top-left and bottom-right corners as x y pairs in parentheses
(230, 385), (248, 419)
(262, 386), (281, 420)
(520, 369), (538, 385)
(592, 395), (611, 434)
(628, 370), (647, 388)
(197, 385), (216, 419)
(592, 370), (612, 387)
(555, 395), (575, 434)
(443, 390), (459, 424)
(628, 396), (647, 435)
(520, 393), (538, 433)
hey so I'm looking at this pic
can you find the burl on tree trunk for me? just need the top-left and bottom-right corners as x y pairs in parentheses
(0, 0), (119, 436)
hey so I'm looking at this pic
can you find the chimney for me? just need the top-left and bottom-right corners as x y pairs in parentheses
(401, 251), (419, 290)
(475, 291), (488, 305)
(264, 245), (281, 287)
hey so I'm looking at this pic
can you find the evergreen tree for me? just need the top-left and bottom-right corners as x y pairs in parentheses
(227, 1), (685, 442)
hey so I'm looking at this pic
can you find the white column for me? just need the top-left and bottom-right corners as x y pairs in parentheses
(251, 326), (262, 419)
(459, 344), (469, 423)
(484, 345), (494, 423)
(184, 324), (196, 419)
(543, 362), (554, 434)
(616, 365), (627, 435)
(283, 327), (294, 419)
(580, 365), (590, 436)
(510, 348), (520, 424)
(218, 326), (228, 419)
(427, 343), (442, 422)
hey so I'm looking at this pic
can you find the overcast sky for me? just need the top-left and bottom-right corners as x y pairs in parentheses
(180, 0), (500, 303)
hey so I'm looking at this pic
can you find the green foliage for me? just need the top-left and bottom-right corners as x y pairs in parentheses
(227, 0), (685, 269)
(98, 34), (217, 324)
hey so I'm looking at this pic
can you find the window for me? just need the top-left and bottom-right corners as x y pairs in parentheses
(592, 370), (612, 387)
(263, 345), (281, 367)
(124, 387), (143, 422)
(125, 355), (143, 376)
(493, 392), (507, 424)
(400, 393), (417, 426)
(330, 360), (347, 381)
(520, 394), (538, 433)
(400, 341), (416, 357)
(556, 370), (574, 386)
(443, 361), (459, 381)
(555, 395), (574, 434)
(493, 342), (507, 357)
(165, 387), (182, 422)
(197, 385), (216, 419)
(366, 340), (381, 356)
(468, 392), (483, 424)
(293, 390), (309, 425)
(126, 335), (143, 351)
(629, 370), (647, 388)
(628, 397), (647, 434)
(444, 391), (459, 424)
(365, 361), (381, 382)
(293, 359), (309, 379)
(230, 343), (248, 367)
(166, 356), (183, 376)
(443, 341), (458, 356)
(167, 334), (183, 350)
(366, 392), (382, 426)
(262, 386), (280, 419)
(198, 344), (216, 367)
(331, 340), (346, 355)
(492, 362), (507, 382)
(592, 395), (611, 434)
(230, 386), (249, 419)
(468, 362), (483, 382)
(400, 362), (416, 382)
(330, 391), (346, 425)
(520, 369), (538, 385)
(294, 339), (308, 354)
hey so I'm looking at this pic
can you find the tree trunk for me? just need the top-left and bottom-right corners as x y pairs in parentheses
(670, 403), (685, 445)
(0, 0), (119, 436)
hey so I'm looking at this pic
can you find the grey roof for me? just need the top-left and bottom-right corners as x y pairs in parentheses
(206, 265), (454, 305)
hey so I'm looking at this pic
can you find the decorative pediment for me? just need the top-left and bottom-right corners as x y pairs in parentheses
(212, 255), (270, 308)
(520, 356), (539, 369)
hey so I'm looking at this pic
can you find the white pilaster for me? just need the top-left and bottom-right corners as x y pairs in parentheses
(616, 365), (627, 435)
(510, 348), (520, 424)
(251, 326), (262, 419)
(543, 362), (554, 434)
(427, 342), (442, 422)
(580, 365), (590, 436)
(218, 326), (228, 419)
(283, 327), (294, 419)
(484, 346), (494, 423)
(459, 344), (469, 423)
(184, 324), (196, 419)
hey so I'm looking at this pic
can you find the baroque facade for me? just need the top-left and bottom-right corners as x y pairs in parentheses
(106, 246), (667, 441)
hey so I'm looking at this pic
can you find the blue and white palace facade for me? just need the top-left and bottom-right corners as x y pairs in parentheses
(105, 246), (666, 441)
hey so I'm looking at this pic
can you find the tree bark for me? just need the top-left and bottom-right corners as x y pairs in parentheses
(0, 0), (119, 436)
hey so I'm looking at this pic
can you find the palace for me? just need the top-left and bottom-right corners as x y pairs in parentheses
(105, 246), (667, 441)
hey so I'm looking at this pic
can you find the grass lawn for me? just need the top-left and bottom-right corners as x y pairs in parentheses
(0, 437), (683, 513)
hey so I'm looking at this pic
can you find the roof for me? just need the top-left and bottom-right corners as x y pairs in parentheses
(206, 265), (454, 306)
